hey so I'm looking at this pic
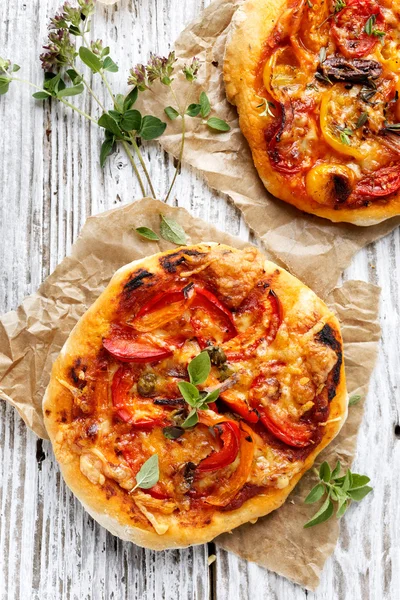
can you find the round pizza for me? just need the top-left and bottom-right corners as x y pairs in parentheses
(43, 243), (347, 549)
(224, 0), (400, 225)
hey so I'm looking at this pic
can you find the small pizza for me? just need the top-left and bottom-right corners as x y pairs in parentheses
(224, 0), (400, 225)
(43, 244), (347, 549)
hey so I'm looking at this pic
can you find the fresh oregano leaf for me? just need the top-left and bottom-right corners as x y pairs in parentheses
(57, 83), (84, 98)
(103, 56), (118, 73)
(200, 388), (220, 406)
(165, 106), (180, 120)
(342, 468), (352, 492)
(336, 498), (349, 518)
(100, 137), (115, 168)
(69, 24), (81, 36)
(304, 483), (325, 504)
(347, 486), (373, 501)
(79, 46), (102, 73)
(0, 81), (10, 96)
(319, 461), (331, 483)
(159, 214), (187, 245)
(331, 460), (341, 479)
(135, 226), (159, 241)
(123, 87), (138, 111)
(98, 113), (124, 138)
(66, 69), (82, 85)
(188, 352), (211, 386)
(109, 109), (122, 121)
(120, 109), (142, 132)
(349, 394), (362, 406)
(32, 91), (50, 100)
(199, 91), (211, 118)
(304, 496), (334, 528)
(139, 115), (167, 140)
(349, 474), (370, 489)
(207, 117), (230, 132)
(132, 454), (159, 490)
(163, 426), (184, 440)
(181, 408), (199, 429)
(178, 381), (200, 407)
(186, 103), (201, 117)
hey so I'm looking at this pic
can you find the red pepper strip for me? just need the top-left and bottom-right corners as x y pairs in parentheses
(265, 290), (282, 345)
(103, 337), (173, 363)
(257, 406), (313, 448)
(219, 390), (259, 424)
(144, 483), (170, 500)
(136, 288), (186, 317)
(112, 366), (166, 428)
(192, 286), (237, 338)
(203, 422), (255, 507)
(197, 421), (241, 472)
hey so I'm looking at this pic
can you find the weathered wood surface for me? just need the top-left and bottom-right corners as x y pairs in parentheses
(0, 0), (399, 598)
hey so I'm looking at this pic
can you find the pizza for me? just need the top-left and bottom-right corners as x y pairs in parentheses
(224, 0), (400, 225)
(43, 243), (347, 549)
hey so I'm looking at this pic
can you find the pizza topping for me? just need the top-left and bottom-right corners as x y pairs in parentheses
(197, 421), (241, 472)
(347, 165), (400, 203)
(306, 163), (355, 205)
(319, 57), (382, 84)
(331, 0), (383, 59)
(103, 334), (173, 363)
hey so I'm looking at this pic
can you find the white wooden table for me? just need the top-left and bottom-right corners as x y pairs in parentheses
(1, 1), (399, 598)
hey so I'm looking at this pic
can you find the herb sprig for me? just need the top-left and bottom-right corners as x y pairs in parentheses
(129, 454), (160, 493)
(0, 0), (230, 203)
(178, 352), (220, 428)
(135, 214), (187, 245)
(304, 460), (372, 528)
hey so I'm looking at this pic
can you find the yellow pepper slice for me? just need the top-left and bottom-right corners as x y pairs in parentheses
(306, 163), (355, 205)
(263, 46), (309, 102)
(320, 88), (366, 160)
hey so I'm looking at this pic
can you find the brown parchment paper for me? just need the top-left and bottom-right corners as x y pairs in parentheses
(0, 198), (380, 589)
(135, 0), (400, 297)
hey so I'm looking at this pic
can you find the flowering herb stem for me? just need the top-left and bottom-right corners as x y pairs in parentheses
(165, 112), (185, 204)
(121, 140), (146, 196)
(129, 133), (156, 198)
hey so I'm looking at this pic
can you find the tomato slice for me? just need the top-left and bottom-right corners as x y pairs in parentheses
(331, 0), (383, 59)
(103, 336), (173, 363)
(348, 166), (400, 203)
(136, 289), (186, 317)
(197, 421), (241, 472)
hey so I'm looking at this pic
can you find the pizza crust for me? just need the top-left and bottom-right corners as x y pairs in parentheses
(223, 0), (400, 225)
(43, 243), (347, 550)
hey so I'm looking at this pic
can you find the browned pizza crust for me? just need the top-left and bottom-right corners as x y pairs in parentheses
(223, 0), (400, 225)
(43, 243), (347, 549)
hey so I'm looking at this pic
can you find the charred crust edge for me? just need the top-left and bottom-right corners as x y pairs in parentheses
(159, 249), (206, 273)
(124, 269), (154, 292)
(316, 324), (343, 401)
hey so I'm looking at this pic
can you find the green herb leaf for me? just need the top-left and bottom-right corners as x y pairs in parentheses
(120, 109), (142, 132)
(182, 408), (199, 429)
(159, 214), (187, 245)
(364, 14), (376, 35)
(200, 388), (220, 405)
(100, 137), (115, 168)
(133, 454), (159, 490)
(199, 91), (211, 118)
(342, 468), (352, 492)
(186, 103), (201, 117)
(32, 91), (50, 100)
(79, 46), (102, 73)
(12, 64), (20, 73)
(188, 352), (211, 386)
(66, 69), (83, 85)
(0, 81), (10, 96)
(103, 56), (119, 73)
(355, 112), (368, 129)
(98, 113), (124, 138)
(101, 46), (110, 58)
(331, 460), (341, 479)
(304, 497), (334, 528)
(178, 381), (200, 407)
(347, 486), (373, 501)
(57, 83), (84, 98)
(349, 474), (370, 489)
(139, 115), (167, 140)
(336, 498), (349, 518)
(304, 483), (326, 504)
(109, 109), (122, 121)
(135, 226), (160, 241)
(69, 24), (81, 36)
(163, 426), (185, 440)
(165, 106), (180, 120)
(123, 88), (138, 111)
(349, 394), (362, 406)
(334, 0), (346, 12)
(207, 117), (231, 132)
(319, 461), (331, 483)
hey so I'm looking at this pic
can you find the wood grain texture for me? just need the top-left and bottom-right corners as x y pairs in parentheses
(0, 0), (399, 599)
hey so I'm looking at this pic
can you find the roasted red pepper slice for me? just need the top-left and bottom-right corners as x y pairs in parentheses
(103, 336), (173, 363)
(194, 287), (237, 335)
(197, 421), (241, 472)
(219, 391), (259, 424)
(136, 288), (186, 317)
(348, 166), (400, 203)
(112, 366), (166, 428)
